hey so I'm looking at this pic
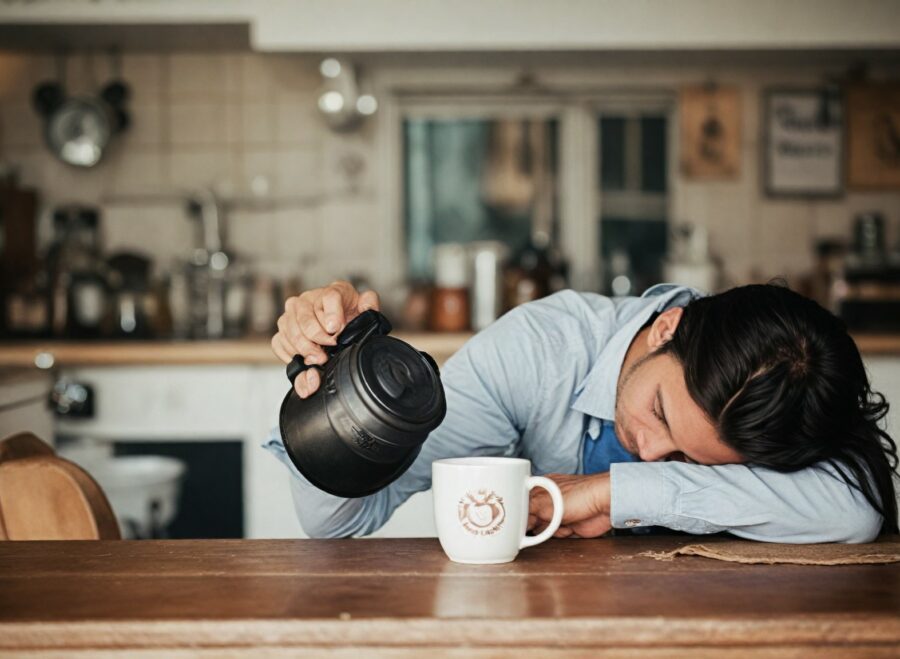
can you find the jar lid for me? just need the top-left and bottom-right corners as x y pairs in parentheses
(356, 336), (445, 427)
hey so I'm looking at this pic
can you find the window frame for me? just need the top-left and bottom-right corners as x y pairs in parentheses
(371, 70), (676, 294)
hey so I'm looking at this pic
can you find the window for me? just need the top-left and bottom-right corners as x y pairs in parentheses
(385, 91), (673, 295)
(597, 110), (670, 296)
(403, 116), (560, 280)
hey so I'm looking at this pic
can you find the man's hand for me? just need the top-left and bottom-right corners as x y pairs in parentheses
(271, 280), (380, 398)
(528, 472), (612, 539)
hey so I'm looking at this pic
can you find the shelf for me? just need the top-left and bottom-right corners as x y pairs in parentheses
(0, 333), (474, 368)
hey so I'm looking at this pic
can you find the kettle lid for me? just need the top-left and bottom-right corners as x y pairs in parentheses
(356, 336), (445, 427)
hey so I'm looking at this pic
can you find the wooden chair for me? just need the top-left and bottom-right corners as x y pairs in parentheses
(0, 432), (120, 540)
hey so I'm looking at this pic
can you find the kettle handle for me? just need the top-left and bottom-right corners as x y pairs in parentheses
(286, 309), (393, 385)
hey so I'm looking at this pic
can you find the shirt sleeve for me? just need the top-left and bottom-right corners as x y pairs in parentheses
(609, 460), (883, 543)
(263, 305), (541, 538)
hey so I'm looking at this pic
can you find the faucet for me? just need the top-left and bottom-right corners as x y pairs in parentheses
(185, 187), (227, 262)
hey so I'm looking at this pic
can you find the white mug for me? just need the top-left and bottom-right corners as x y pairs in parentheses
(432, 457), (564, 564)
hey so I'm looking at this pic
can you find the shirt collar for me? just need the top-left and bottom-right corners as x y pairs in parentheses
(570, 284), (703, 422)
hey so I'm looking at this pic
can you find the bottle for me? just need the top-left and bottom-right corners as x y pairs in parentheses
(430, 243), (470, 332)
(502, 224), (569, 308)
(502, 171), (568, 309)
(468, 241), (508, 331)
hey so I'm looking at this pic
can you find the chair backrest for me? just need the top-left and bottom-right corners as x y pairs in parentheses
(0, 432), (121, 540)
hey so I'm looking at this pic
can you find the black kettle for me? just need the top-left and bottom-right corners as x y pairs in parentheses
(279, 310), (447, 498)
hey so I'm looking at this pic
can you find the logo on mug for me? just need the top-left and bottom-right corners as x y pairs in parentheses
(458, 489), (506, 536)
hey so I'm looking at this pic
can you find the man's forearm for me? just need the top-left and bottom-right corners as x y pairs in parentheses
(609, 461), (883, 543)
(264, 433), (369, 537)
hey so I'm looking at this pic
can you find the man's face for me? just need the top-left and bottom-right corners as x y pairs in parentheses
(614, 350), (744, 465)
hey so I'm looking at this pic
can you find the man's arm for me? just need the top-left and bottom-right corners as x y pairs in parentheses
(609, 461), (884, 543)
(265, 305), (540, 538)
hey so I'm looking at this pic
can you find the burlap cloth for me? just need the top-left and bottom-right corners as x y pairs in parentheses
(636, 538), (900, 565)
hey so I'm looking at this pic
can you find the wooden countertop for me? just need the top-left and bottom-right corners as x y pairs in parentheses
(0, 333), (474, 368)
(851, 333), (900, 355)
(0, 332), (898, 368)
(1, 536), (898, 656)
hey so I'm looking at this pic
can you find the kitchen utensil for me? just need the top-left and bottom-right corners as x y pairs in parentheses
(46, 205), (110, 338)
(107, 251), (154, 339)
(279, 310), (446, 498)
(32, 51), (130, 169)
(33, 82), (130, 168)
(853, 211), (886, 261)
(179, 189), (252, 339)
(315, 57), (377, 132)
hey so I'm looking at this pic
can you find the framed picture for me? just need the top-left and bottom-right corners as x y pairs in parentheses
(680, 85), (741, 179)
(763, 89), (843, 197)
(846, 84), (900, 190)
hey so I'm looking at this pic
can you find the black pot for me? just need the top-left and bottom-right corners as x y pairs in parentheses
(279, 310), (446, 498)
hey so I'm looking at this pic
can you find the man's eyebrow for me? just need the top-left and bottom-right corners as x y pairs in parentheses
(656, 386), (671, 437)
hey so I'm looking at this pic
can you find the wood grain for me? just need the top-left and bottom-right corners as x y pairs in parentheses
(0, 334), (473, 367)
(0, 433), (120, 541)
(0, 332), (896, 369)
(4, 648), (900, 659)
(846, 84), (900, 190)
(0, 537), (898, 655)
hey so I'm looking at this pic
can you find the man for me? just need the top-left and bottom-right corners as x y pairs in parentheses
(266, 280), (898, 542)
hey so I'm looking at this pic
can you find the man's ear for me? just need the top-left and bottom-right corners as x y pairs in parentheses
(647, 307), (683, 350)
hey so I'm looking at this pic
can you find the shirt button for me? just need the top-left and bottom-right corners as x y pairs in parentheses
(624, 519), (642, 527)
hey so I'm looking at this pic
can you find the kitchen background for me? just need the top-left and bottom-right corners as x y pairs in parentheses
(1, 0), (900, 541)
(2, 51), (900, 295)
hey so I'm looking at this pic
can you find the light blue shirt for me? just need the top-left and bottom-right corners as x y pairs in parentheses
(265, 284), (882, 543)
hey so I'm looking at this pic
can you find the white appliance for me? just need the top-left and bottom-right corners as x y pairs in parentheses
(57, 438), (186, 539)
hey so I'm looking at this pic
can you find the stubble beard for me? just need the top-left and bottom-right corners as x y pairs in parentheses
(614, 351), (657, 458)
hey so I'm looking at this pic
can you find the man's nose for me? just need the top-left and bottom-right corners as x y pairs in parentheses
(638, 434), (675, 462)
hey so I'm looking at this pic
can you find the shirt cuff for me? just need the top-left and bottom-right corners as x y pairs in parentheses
(609, 462), (680, 529)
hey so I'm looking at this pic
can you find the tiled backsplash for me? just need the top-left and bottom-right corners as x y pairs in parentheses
(2, 50), (900, 294)
(0, 51), (380, 290)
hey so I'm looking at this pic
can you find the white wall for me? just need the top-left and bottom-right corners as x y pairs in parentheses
(5, 1), (899, 52)
(255, 0), (900, 52)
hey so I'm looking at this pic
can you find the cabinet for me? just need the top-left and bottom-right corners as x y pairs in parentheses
(3, 1), (898, 52)
(54, 364), (437, 539)
(0, 1), (250, 23)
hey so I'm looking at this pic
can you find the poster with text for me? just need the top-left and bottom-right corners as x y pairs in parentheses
(764, 89), (843, 197)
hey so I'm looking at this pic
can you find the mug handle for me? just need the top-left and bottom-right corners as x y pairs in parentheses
(520, 476), (564, 549)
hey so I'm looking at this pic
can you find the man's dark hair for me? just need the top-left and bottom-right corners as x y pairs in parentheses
(658, 282), (899, 534)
